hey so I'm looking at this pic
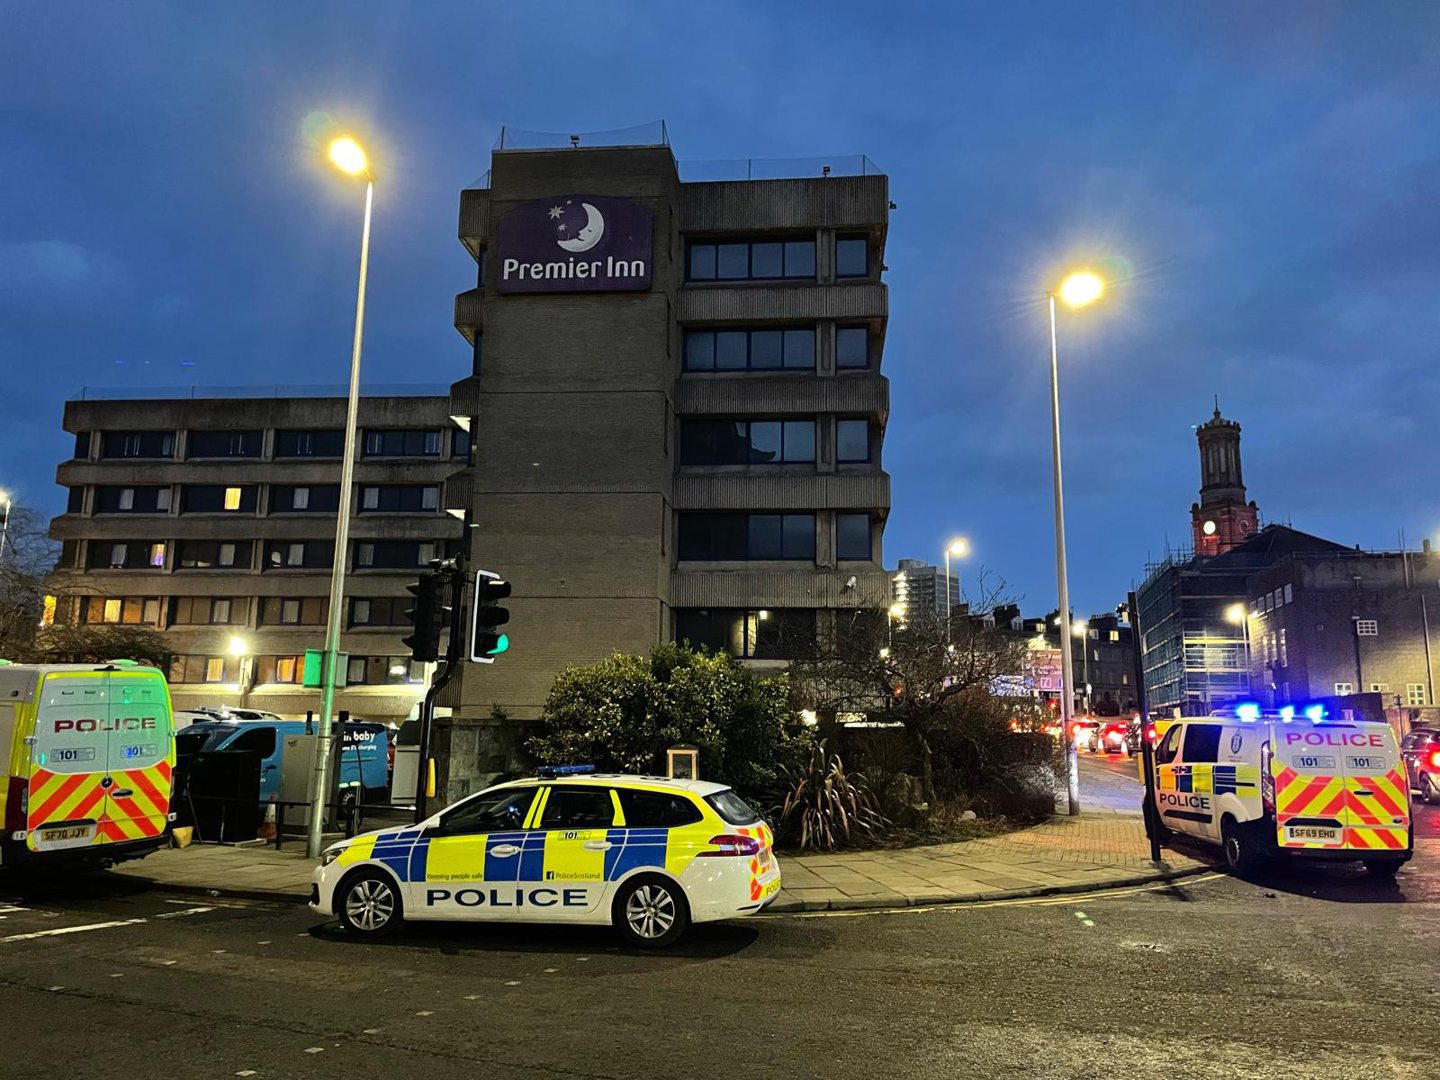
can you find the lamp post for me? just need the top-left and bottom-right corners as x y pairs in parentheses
(944, 537), (968, 637)
(1074, 620), (1091, 716)
(0, 490), (12, 566)
(306, 135), (374, 859)
(229, 636), (251, 709)
(1226, 603), (1251, 703)
(1047, 269), (1104, 816)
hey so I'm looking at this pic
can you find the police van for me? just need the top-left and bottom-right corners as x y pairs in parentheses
(311, 766), (782, 948)
(1147, 706), (1412, 877)
(0, 661), (175, 869)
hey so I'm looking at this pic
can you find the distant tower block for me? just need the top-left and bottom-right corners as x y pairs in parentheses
(1190, 401), (1259, 556)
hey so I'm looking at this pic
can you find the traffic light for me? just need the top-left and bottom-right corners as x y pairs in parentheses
(402, 573), (444, 662)
(471, 569), (511, 663)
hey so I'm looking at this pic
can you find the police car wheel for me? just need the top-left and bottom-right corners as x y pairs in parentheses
(614, 876), (689, 949)
(338, 870), (402, 936)
(1422, 775), (1440, 805)
(1221, 818), (1261, 877)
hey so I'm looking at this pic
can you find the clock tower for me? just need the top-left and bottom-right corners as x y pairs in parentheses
(1190, 403), (1258, 556)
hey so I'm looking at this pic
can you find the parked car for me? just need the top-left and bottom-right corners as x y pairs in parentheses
(1070, 720), (1100, 751)
(175, 718), (391, 806)
(1400, 727), (1440, 804)
(1092, 720), (1135, 756)
(174, 706), (284, 730)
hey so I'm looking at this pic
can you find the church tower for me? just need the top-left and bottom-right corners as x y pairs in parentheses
(1190, 403), (1259, 556)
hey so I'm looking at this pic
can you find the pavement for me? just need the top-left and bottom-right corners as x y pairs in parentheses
(3, 843), (1436, 1079)
(109, 758), (1213, 910)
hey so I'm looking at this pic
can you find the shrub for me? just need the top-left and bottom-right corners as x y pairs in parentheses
(774, 742), (887, 852)
(528, 643), (810, 795)
(929, 692), (1057, 819)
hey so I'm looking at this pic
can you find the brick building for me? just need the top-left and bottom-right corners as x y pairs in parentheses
(435, 130), (892, 797)
(46, 387), (464, 724)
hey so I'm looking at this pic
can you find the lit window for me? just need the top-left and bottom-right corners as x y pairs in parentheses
(204, 657), (226, 683)
(223, 487), (242, 511)
(1369, 683), (1388, 693)
(118, 488), (135, 511)
(276, 657), (298, 683)
(292, 487), (310, 510)
(1109, 631), (1119, 642)
(211, 599), (231, 624)
(1356, 619), (1378, 637)
(1407, 683), (1426, 706)
(103, 599), (122, 623)
(149, 543), (165, 567)
(1334, 682), (1354, 695)
(40, 595), (57, 626)
(281, 599), (300, 624)
(110, 543), (128, 567)
(346, 657), (368, 684)
(1283, 583), (1293, 604)
(142, 598), (160, 625)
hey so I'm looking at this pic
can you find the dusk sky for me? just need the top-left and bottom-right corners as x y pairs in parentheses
(2, 2), (1437, 616)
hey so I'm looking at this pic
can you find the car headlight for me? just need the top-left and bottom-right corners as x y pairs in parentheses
(320, 846), (344, 867)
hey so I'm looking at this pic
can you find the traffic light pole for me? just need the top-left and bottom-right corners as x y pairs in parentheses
(415, 559), (466, 823)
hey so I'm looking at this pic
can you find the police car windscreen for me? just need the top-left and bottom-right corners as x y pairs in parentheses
(707, 790), (761, 826)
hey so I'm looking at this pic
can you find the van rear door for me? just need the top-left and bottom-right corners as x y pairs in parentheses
(100, 671), (174, 844)
(1335, 724), (1410, 853)
(28, 672), (110, 852)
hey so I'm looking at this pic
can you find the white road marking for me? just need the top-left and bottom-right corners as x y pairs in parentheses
(155, 907), (214, 920)
(415, 1010), (433, 1017)
(2, 919), (147, 943)
(504, 980), (521, 986)
(236, 1071), (257, 1077)
(362, 1028), (382, 1034)
(304, 1047), (324, 1054)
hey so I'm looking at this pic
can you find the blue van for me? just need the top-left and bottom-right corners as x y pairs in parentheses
(175, 719), (390, 805)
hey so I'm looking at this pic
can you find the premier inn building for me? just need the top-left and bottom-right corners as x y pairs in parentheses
(440, 130), (891, 784)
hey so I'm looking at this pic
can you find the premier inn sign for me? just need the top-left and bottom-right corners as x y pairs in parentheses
(497, 195), (653, 294)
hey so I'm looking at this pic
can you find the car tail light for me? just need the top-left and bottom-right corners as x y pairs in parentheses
(1427, 749), (1440, 771)
(1144, 725), (1158, 744)
(4, 776), (27, 834)
(698, 833), (761, 857)
(1260, 740), (1275, 815)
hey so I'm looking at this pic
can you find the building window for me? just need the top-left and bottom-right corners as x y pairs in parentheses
(204, 657), (226, 683)
(274, 429), (345, 458)
(835, 235), (869, 278)
(350, 597), (408, 627)
(679, 419), (816, 465)
(1279, 628), (1287, 667)
(1355, 619), (1378, 637)
(1334, 682), (1354, 695)
(682, 328), (815, 372)
(358, 485), (443, 513)
(181, 485), (256, 514)
(100, 431), (174, 459)
(835, 514), (872, 561)
(836, 326), (871, 370)
(74, 431), (91, 460)
(210, 598), (232, 624)
(66, 486), (84, 513)
(1407, 683), (1426, 706)
(686, 238), (817, 282)
(187, 430), (261, 458)
(95, 486), (172, 514)
(264, 540), (333, 570)
(102, 598), (121, 623)
(353, 540), (438, 569)
(676, 513), (816, 561)
(346, 657), (368, 684)
(674, 608), (815, 659)
(274, 656), (301, 684)
(1369, 683), (1388, 693)
(176, 540), (250, 569)
(362, 429), (443, 458)
(1109, 631), (1120, 642)
(88, 542), (163, 570)
(270, 485), (340, 514)
(836, 419), (871, 463)
(149, 542), (166, 567)
(261, 597), (326, 626)
(1283, 583), (1293, 604)
(281, 599), (301, 624)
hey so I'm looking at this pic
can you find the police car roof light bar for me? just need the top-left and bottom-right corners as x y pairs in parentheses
(536, 764), (597, 779)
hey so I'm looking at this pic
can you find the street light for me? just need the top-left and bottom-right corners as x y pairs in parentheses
(944, 537), (968, 635)
(307, 134), (375, 859)
(1226, 603), (1252, 700)
(0, 489), (12, 565)
(1072, 620), (1091, 716)
(1047, 269), (1106, 816)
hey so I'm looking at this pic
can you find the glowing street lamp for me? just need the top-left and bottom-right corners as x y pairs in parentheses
(944, 537), (968, 636)
(1226, 603), (1252, 699)
(1047, 268), (1109, 815)
(308, 134), (376, 859)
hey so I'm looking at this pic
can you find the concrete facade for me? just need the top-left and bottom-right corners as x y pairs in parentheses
(46, 390), (465, 724)
(441, 140), (891, 796)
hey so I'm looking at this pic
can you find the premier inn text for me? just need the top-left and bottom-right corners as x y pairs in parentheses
(501, 255), (647, 282)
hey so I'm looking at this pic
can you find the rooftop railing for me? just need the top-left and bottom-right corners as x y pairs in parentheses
(69, 384), (451, 402)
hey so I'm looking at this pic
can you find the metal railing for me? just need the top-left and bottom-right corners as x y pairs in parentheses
(70, 383), (451, 402)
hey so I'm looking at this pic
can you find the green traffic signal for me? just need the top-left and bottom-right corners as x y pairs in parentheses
(487, 633), (510, 656)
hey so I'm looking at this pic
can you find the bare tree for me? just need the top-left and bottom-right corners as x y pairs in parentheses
(0, 506), (58, 661)
(788, 573), (1031, 805)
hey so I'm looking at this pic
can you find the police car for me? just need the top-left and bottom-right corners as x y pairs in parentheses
(311, 767), (781, 947)
(1147, 705), (1413, 877)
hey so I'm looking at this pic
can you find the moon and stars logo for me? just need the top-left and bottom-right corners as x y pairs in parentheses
(548, 200), (605, 253)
